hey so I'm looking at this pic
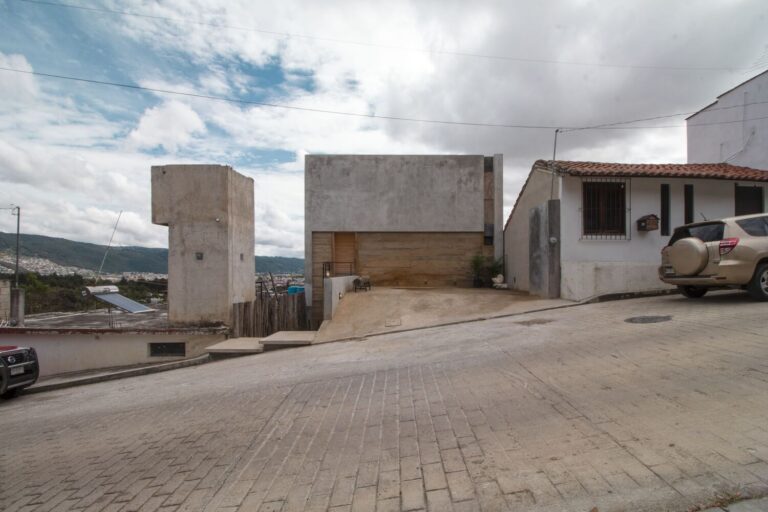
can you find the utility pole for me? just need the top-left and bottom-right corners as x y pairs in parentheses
(549, 128), (560, 200)
(13, 206), (20, 288)
(1, 205), (25, 326)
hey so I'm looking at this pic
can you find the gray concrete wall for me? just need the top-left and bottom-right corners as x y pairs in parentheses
(306, 155), (485, 232)
(528, 200), (560, 298)
(688, 71), (768, 169)
(152, 165), (256, 326)
(493, 154), (504, 260)
(323, 275), (359, 321)
(0, 329), (225, 377)
(228, 171), (256, 305)
(0, 280), (9, 323)
(503, 165), (559, 292)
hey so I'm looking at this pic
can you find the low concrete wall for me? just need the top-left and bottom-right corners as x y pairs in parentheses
(561, 262), (673, 301)
(0, 280), (9, 323)
(0, 328), (227, 377)
(323, 276), (359, 321)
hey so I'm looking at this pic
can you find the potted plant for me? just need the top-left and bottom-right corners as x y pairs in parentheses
(471, 254), (486, 288)
(487, 257), (504, 286)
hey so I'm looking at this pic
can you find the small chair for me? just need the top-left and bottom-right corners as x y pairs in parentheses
(354, 276), (372, 292)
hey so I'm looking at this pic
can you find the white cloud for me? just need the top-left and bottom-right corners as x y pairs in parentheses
(0, 53), (38, 105)
(1, 1), (767, 260)
(127, 101), (206, 153)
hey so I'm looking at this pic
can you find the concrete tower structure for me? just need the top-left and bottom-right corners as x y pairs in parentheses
(152, 164), (256, 326)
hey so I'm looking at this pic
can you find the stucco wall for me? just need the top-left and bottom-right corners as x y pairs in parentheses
(559, 175), (768, 300)
(152, 165), (255, 325)
(503, 166), (558, 291)
(688, 72), (768, 170)
(0, 329), (226, 377)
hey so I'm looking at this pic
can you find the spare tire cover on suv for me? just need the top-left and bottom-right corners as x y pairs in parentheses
(669, 237), (709, 276)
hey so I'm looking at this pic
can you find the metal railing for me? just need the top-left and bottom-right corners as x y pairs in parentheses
(322, 261), (355, 277)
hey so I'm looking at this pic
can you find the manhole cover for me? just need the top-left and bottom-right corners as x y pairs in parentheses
(515, 318), (555, 326)
(624, 315), (672, 324)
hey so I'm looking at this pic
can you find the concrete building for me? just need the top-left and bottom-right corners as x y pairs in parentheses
(504, 160), (768, 301)
(305, 154), (503, 326)
(688, 69), (768, 169)
(152, 165), (255, 326)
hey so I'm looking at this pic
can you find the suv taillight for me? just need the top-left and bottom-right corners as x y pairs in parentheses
(719, 237), (739, 255)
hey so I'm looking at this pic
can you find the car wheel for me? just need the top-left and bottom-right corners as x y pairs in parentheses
(747, 263), (768, 301)
(678, 285), (708, 298)
(1, 388), (19, 399)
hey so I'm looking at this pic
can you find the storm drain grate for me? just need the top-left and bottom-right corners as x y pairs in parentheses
(624, 315), (672, 324)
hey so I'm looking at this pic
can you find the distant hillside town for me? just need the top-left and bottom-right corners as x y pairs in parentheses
(0, 232), (304, 277)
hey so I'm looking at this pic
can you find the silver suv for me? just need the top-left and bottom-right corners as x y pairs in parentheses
(659, 213), (768, 300)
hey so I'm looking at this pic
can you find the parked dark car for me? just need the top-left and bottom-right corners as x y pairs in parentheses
(0, 345), (39, 398)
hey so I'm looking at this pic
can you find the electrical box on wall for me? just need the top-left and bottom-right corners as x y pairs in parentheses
(636, 214), (660, 232)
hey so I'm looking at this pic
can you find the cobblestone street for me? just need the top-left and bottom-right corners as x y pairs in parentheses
(3, 292), (768, 512)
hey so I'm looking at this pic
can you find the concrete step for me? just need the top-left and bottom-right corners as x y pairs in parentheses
(261, 331), (316, 351)
(206, 337), (264, 359)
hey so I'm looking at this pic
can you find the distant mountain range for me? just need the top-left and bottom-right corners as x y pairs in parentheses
(0, 232), (304, 275)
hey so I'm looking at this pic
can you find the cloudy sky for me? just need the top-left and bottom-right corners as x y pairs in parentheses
(0, 0), (766, 258)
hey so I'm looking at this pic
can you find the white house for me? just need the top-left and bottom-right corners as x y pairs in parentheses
(688, 69), (768, 170)
(503, 160), (768, 301)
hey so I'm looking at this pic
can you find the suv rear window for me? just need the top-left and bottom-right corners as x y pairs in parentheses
(669, 222), (725, 245)
(736, 216), (768, 236)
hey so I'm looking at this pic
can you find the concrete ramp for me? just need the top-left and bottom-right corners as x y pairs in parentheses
(314, 287), (570, 343)
(261, 331), (316, 351)
(207, 337), (264, 357)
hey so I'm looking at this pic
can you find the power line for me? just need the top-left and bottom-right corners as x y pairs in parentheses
(563, 98), (768, 131)
(11, 0), (753, 73)
(2, 65), (768, 132)
(0, 66), (566, 129)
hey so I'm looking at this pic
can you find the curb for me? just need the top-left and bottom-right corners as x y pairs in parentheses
(583, 288), (680, 304)
(25, 354), (212, 394)
(313, 289), (688, 345)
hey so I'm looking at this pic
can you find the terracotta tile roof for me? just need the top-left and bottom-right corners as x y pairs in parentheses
(536, 160), (768, 182)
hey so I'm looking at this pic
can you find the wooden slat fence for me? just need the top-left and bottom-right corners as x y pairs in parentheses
(231, 292), (308, 338)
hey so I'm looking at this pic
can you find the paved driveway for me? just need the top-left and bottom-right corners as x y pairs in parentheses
(2, 291), (768, 512)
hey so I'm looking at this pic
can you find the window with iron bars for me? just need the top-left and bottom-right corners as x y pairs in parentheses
(581, 178), (630, 240)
